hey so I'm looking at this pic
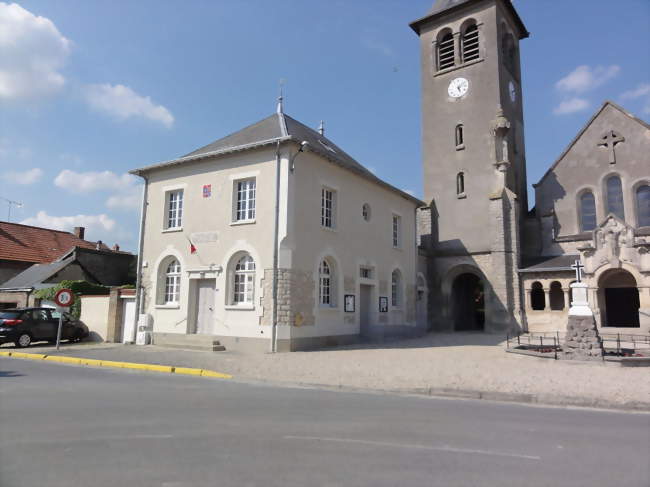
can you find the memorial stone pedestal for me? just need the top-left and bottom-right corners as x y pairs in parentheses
(563, 282), (604, 361)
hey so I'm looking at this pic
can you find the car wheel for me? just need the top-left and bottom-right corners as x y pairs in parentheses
(15, 333), (32, 348)
(70, 330), (84, 343)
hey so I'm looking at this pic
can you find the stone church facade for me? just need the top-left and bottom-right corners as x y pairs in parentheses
(413, 0), (650, 336)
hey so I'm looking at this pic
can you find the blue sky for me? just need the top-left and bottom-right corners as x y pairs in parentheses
(1, 0), (649, 251)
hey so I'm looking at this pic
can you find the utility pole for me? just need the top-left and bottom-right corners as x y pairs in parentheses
(1, 197), (23, 222)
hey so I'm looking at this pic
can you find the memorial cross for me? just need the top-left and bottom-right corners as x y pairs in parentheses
(571, 260), (584, 283)
(598, 130), (625, 164)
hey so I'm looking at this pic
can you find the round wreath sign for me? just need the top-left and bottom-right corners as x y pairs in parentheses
(54, 288), (75, 308)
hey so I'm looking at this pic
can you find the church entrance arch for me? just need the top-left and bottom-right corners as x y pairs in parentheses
(598, 269), (640, 327)
(451, 273), (485, 331)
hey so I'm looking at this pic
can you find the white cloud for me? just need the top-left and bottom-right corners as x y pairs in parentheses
(620, 83), (650, 114)
(106, 187), (141, 210)
(54, 169), (138, 193)
(553, 97), (590, 115)
(84, 83), (174, 127)
(3, 167), (43, 184)
(555, 65), (620, 94)
(0, 2), (71, 100)
(21, 211), (116, 234)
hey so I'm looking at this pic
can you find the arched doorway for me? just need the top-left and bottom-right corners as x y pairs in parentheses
(452, 273), (485, 331)
(598, 269), (640, 327)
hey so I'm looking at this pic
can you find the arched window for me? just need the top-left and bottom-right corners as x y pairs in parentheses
(606, 176), (625, 220)
(456, 172), (465, 196)
(462, 23), (479, 62)
(530, 281), (545, 310)
(549, 281), (564, 310)
(391, 270), (402, 308)
(636, 185), (650, 227)
(580, 191), (597, 232)
(232, 254), (255, 305)
(437, 31), (455, 71)
(164, 259), (181, 304)
(319, 259), (336, 307)
(501, 31), (516, 74)
(455, 124), (464, 148)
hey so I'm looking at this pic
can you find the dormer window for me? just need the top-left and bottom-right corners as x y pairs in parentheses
(461, 23), (479, 62)
(437, 31), (455, 71)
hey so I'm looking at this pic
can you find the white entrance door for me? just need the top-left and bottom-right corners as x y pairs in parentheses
(195, 279), (216, 335)
(121, 298), (136, 343)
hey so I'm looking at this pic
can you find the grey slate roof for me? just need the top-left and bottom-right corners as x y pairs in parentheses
(519, 255), (579, 273)
(131, 111), (425, 206)
(0, 255), (75, 289)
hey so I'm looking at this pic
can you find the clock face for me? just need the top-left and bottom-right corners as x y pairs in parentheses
(448, 78), (469, 98)
(509, 81), (517, 102)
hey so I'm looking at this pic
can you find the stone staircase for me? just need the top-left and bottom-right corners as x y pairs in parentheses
(152, 333), (226, 352)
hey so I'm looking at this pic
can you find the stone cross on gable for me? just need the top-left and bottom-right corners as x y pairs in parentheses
(598, 130), (625, 164)
(571, 259), (585, 283)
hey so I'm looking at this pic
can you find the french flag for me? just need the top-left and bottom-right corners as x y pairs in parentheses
(186, 236), (197, 254)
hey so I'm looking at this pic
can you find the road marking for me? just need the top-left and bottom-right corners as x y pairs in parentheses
(283, 435), (541, 461)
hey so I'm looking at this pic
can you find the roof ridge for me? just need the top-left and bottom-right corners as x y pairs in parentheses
(0, 220), (76, 236)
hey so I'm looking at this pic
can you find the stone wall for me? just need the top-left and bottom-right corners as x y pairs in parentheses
(260, 268), (315, 328)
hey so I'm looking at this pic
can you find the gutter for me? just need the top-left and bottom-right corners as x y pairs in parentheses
(132, 174), (149, 343)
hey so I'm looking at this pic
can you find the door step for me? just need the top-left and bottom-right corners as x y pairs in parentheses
(152, 333), (226, 352)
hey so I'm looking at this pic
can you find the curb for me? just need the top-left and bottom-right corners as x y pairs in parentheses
(0, 350), (232, 379)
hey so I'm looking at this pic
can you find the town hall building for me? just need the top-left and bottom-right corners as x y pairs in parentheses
(129, 0), (649, 351)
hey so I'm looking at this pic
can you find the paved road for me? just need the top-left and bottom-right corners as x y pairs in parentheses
(0, 358), (648, 487)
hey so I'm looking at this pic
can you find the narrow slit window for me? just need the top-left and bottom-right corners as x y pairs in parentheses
(462, 24), (479, 62)
(455, 124), (464, 148)
(456, 172), (465, 196)
(437, 32), (455, 71)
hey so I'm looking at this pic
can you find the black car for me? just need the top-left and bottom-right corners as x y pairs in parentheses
(0, 307), (89, 348)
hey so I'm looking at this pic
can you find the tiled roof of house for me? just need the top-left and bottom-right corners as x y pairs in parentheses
(0, 221), (111, 264)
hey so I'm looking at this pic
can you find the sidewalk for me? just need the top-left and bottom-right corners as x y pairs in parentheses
(4, 333), (649, 411)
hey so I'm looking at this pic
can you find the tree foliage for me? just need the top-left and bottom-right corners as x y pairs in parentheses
(34, 280), (109, 318)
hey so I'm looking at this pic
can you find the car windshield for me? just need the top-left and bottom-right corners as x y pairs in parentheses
(0, 311), (22, 319)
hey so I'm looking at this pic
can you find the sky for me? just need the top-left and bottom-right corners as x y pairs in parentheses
(1, 0), (649, 251)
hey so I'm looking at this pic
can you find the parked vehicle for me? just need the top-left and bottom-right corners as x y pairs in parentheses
(0, 308), (89, 348)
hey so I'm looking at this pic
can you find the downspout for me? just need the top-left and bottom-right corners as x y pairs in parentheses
(270, 140), (281, 353)
(132, 174), (149, 343)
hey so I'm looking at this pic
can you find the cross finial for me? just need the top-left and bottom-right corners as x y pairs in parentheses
(318, 120), (325, 135)
(598, 130), (625, 164)
(571, 259), (585, 283)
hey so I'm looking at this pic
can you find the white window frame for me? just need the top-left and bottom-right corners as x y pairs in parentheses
(231, 254), (256, 305)
(391, 270), (402, 308)
(318, 259), (336, 308)
(321, 187), (337, 229)
(165, 190), (184, 230)
(392, 214), (402, 248)
(164, 259), (181, 304)
(233, 178), (256, 223)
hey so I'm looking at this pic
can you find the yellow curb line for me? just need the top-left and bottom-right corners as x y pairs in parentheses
(0, 350), (231, 379)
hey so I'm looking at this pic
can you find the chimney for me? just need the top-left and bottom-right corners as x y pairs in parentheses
(74, 226), (85, 240)
(318, 120), (325, 136)
(112, 244), (120, 252)
(96, 240), (102, 250)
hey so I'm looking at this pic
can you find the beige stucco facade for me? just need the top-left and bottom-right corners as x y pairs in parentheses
(135, 135), (423, 352)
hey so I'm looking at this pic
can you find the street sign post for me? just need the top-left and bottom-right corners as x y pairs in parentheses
(53, 289), (75, 350)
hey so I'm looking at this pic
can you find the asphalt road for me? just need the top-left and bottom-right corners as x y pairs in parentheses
(0, 358), (648, 487)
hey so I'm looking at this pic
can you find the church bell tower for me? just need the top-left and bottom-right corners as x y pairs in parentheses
(410, 0), (529, 333)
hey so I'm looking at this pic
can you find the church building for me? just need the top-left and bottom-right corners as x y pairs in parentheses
(412, 0), (650, 335)
(129, 0), (649, 351)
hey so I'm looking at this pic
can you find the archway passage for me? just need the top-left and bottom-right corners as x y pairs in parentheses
(599, 269), (640, 327)
(452, 273), (485, 331)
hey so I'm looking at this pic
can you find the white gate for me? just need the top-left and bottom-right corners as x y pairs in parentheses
(121, 297), (136, 343)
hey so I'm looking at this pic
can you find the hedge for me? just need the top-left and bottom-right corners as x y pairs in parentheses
(34, 280), (110, 318)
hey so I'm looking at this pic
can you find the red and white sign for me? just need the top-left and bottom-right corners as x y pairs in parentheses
(54, 288), (75, 307)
